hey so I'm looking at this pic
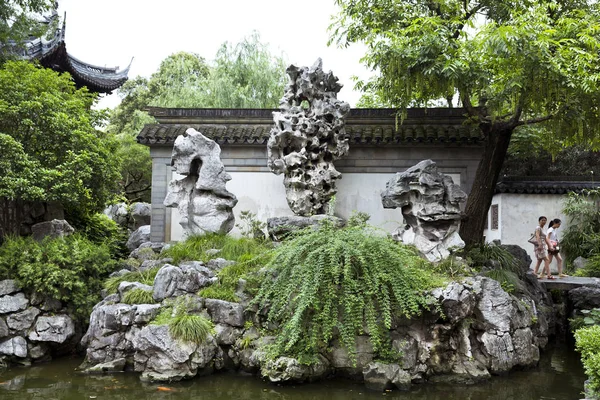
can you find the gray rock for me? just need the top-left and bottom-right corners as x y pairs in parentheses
(267, 58), (349, 216)
(117, 281), (153, 300)
(206, 258), (234, 271)
(130, 202), (151, 229)
(0, 292), (29, 313)
(153, 263), (213, 302)
(104, 203), (129, 226)
(40, 298), (62, 312)
(262, 355), (330, 383)
(133, 304), (161, 325)
(31, 219), (74, 241)
(7, 307), (40, 332)
(28, 315), (75, 344)
(126, 225), (151, 251)
(204, 299), (244, 327)
(0, 280), (20, 296)
(363, 362), (411, 391)
(569, 286), (600, 309)
(0, 336), (27, 358)
(27, 343), (49, 360)
(267, 215), (345, 240)
(214, 324), (243, 346)
(0, 318), (8, 338)
(109, 269), (131, 278)
(86, 358), (127, 373)
(330, 336), (374, 376)
(132, 324), (218, 382)
(574, 256), (589, 271)
(382, 160), (467, 262)
(164, 128), (238, 236)
(130, 242), (165, 259)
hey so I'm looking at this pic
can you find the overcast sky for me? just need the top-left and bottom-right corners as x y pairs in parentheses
(56, 0), (371, 109)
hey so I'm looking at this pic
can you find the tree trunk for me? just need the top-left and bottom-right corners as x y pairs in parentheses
(459, 124), (514, 247)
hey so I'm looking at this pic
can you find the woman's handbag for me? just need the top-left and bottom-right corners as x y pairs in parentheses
(550, 240), (559, 251)
(528, 233), (538, 245)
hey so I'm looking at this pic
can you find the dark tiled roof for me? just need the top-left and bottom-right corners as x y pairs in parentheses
(137, 108), (483, 146)
(12, 10), (130, 94)
(495, 179), (600, 194)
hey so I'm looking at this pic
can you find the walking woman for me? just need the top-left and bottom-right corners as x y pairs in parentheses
(533, 216), (554, 279)
(547, 218), (568, 278)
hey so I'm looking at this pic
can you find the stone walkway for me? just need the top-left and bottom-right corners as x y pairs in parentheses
(538, 275), (599, 290)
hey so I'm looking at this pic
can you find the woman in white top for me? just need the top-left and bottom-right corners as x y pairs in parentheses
(547, 218), (567, 278)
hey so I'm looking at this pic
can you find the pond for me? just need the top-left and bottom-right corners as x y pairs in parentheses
(0, 345), (586, 400)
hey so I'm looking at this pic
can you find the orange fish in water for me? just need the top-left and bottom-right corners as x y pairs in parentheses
(157, 386), (175, 392)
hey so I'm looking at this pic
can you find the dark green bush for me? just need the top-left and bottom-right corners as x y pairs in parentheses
(562, 189), (600, 265)
(253, 223), (436, 364)
(0, 234), (117, 320)
(69, 212), (129, 259)
(576, 326), (600, 397)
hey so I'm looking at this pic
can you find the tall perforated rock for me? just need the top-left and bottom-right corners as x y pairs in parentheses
(267, 58), (350, 216)
(164, 128), (238, 236)
(381, 159), (467, 262)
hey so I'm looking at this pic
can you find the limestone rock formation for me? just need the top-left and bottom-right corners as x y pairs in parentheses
(164, 128), (238, 236)
(381, 159), (467, 262)
(267, 58), (350, 216)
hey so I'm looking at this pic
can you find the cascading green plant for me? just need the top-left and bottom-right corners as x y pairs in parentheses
(253, 220), (437, 364)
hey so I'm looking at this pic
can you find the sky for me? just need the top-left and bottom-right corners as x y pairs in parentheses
(56, 0), (372, 109)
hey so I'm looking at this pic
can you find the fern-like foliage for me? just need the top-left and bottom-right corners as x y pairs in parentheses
(253, 222), (436, 364)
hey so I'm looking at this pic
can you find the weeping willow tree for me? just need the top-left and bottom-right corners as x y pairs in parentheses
(107, 32), (287, 202)
(331, 0), (600, 246)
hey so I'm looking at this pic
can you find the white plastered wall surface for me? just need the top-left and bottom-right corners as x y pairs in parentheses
(170, 171), (462, 242)
(484, 193), (570, 270)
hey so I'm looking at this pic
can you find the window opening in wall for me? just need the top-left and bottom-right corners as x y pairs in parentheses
(491, 204), (499, 230)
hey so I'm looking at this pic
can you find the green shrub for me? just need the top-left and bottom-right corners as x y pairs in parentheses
(467, 243), (521, 274)
(161, 233), (270, 264)
(562, 189), (600, 264)
(570, 308), (600, 333)
(574, 254), (600, 278)
(576, 325), (600, 396)
(151, 299), (214, 344)
(0, 234), (117, 320)
(199, 252), (271, 302)
(68, 212), (129, 259)
(253, 223), (436, 364)
(122, 288), (155, 305)
(104, 267), (160, 294)
(431, 255), (473, 278)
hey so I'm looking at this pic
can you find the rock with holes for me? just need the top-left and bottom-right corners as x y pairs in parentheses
(164, 128), (238, 236)
(382, 159), (467, 262)
(267, 58), (350, 216)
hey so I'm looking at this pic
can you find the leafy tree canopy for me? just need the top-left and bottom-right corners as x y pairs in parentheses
(0, 61), (121, 216)
(332, 0), (600, 245)
(107, 32), (287, 202)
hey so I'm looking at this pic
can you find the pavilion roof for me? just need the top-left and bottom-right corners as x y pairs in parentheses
(13, 10), (130, 94)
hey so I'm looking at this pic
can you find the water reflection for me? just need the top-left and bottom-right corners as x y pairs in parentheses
(0, 346), (586, 400)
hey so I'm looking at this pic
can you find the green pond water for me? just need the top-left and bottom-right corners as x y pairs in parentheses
(0, 346), (587, 400)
